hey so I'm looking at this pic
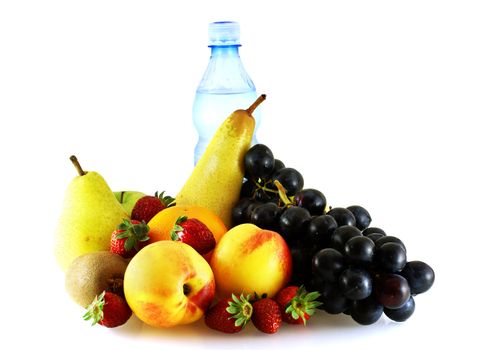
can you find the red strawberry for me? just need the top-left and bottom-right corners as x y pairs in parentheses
(110, 219), (150, 258)
(275, 285), (322, 325)
(204, 294), (253, 333)
(251, 298), (282, 334)
(170, 216), (216, 255)
(83, 291), (132, 328)
(131, 191), (175, 223)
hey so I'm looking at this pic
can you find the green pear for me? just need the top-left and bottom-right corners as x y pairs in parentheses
(55, 156), (128, 271)
(113, 191), (146, 216)
(175, 95), (265, 228)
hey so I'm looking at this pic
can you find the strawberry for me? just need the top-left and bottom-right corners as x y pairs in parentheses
(251, 297), (282, 334)
(170, 216), (216, 255)
(275, 285), (322, 325)
(110, 218), (150, 258)
(204, 294), (253, 333)
(131, 191), (175, 223)
(83, 291), (132, 328)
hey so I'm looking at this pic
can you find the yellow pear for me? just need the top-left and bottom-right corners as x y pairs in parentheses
(54, 156), (128, 271)
(175, 95), (266, 228)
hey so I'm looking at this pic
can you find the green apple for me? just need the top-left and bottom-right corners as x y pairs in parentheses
(114, 191), (146, 216)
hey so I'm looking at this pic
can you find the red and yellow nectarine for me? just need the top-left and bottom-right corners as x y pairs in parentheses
(123, 240), (215, 328)
(210, 223), (292, 298)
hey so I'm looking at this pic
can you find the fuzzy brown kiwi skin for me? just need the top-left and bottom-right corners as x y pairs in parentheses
(65, 251), (128, 307)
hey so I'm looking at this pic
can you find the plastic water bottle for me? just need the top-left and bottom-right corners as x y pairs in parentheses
(193, 21), (260, 165)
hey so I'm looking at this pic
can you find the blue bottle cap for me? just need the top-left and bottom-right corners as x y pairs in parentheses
(208, 21), (240, 46)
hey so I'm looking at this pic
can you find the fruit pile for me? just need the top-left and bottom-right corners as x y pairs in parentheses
(55, 95), (434, 335)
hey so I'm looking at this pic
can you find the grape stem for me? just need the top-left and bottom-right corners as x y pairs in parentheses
(273, 180), (293, 207)
(253, 179), (279, 194)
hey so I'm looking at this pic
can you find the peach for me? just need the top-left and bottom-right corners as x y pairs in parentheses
(123, 240), (215, 328)
(210, 223), (292, 298)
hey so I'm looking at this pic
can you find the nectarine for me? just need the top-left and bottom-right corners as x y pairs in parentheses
(210, 223), (292, 298)
(124, 240), (215, 328)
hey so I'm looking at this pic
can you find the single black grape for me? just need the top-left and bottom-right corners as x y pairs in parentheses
(272, 159), (285, 174)
(347, 205), (372, 230)
(375, 236), (406, 252)
(312, 248), (345, 283)
(401, 261), (435, 295)
(305, 215), (337, 247)
(327, 207), (356, 227)
(273, 167), (304, 196)
(279, 206), (311, 241)
(375, 242), (407, 272)
(232, 198), (256, 226)
(366, 232), (385, 243)
(330, 225), (362, 253)
(384, 296), (415, 322)
(250, 202), (281, 230)
(240, 180), (257, 198)
(350, 296), (384, 325)
(294, 189), (327, 216)
(245, 201), (263, 223)
(338, 268), (372, 300)
(321, 283), (350, 314)
(244, 144), (275, 178)
(362, 227), (386, 236)
(374, 273), (411, 309)
(344, 236), (375, 266)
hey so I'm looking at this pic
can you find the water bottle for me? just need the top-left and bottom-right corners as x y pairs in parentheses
(193, 21), (261, 165)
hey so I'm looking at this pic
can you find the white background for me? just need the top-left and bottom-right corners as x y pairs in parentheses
(1, 1), (496, 349)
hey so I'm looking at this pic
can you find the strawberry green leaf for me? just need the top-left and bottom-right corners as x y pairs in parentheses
(175, 215), (188, 225)
(225, 293), (253, 329)
(83, 291), (105, 326)
(124, 237), (136, 251)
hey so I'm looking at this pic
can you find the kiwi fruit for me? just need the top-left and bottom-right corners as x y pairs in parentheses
(65, 251), (128, 307)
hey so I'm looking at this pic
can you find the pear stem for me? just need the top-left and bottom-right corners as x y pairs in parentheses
(70, 155), (87, 176)
(246, 94), (266, 115)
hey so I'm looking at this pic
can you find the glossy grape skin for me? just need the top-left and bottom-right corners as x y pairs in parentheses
(273, 168), (304, 196)
(244, 144), (275, 178)
(375, 236), (406, 252)
(351, 296), (384, 325)
(321, 283), (350, 314)
(240, 180), (256, 198)
(362, 227), (386, 236)
(375, 242), (407, 272)
(327, 207), (356, 227)
(232, 198), (256, 226)
(384, 296), (415, 322)
(401, 261), (435, 295)
(305, 215), (338, 247)
(338, 268), (373, 300)
(272, 159), (285, 174)
(344, 236), (375, 266)
(250, 202), (281, 230)
(347, 205), (372, 230)
(312, 248), (345, 283)
(374, 274), (411, 309)
(279, 206), (311, 241)
(294, 189), (327, 215)
(330, 225), (362, 253)
(365, 232), (386, 243)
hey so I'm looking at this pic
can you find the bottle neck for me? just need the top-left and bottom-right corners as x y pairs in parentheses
(209, 45), (241, 58)
(197, 44), (254, 94)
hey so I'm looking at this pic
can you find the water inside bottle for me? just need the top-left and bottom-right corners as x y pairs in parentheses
(193, 90), (261, 164)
